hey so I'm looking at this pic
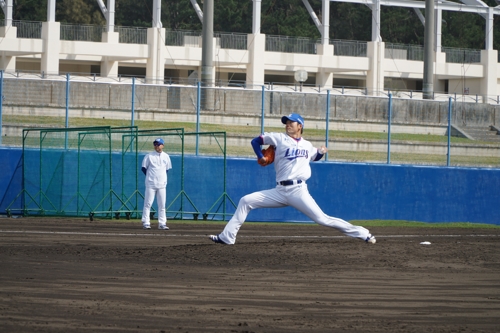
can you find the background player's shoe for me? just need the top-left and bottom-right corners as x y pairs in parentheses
(365, 235), (376, 244)
(209, 235), (227, 244)
(143, 224), (151, 230)
(158, 224), (169, 230)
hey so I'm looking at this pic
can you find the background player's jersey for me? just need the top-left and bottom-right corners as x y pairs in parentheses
(262, 132), (320, 183)
(142, 151), (172, 189)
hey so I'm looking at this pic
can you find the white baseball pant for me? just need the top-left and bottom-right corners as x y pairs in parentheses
(219, 183), (371, 244)
(141, 187), (166, 226)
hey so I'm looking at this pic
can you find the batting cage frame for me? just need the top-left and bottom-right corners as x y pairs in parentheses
(5, 126), (236, 221)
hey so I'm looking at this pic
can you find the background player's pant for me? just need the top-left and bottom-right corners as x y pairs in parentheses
(142, 187), (167, 226)
(219, 183), (371, 244)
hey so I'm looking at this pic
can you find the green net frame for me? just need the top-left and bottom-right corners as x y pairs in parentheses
(6, 126), (236, 221)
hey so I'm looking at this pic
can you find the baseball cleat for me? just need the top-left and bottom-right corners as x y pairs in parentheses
(365, 235), (376, 244)
(143, 225), (151, 230)
(209, 235), (227, 244)
(158, 224), (169, 230)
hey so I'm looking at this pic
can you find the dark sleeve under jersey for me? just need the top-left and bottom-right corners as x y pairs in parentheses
(251, 136), (264, 159)
(313, 151), (325, 161)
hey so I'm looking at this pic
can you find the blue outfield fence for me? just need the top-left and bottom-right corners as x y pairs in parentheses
(1, 147), (499, 225)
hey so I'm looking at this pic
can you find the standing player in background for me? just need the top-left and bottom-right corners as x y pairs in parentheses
(209, 113), (376, 245)
(141, 138), (172, 230)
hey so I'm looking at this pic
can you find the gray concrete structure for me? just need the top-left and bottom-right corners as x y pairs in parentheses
(2, 78), (500, 129)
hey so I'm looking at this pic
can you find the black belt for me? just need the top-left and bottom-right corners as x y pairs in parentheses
(277, 180), (303, 186)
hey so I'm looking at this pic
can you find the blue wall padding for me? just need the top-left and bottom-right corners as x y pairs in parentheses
(308, 162), (500, 224)
(0, 148), (23, 212)
(1, 147), (499, 224)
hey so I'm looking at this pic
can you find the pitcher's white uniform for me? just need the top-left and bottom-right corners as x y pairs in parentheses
(141, 149), (172, 228)
(216, 117), (374, 245)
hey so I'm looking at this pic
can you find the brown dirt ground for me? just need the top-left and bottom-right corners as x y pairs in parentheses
(1, 217), (499, 333)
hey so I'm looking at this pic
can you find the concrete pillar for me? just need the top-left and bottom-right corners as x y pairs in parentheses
(1, 0), (13, 26)
(0, 26), (16, 38)
(433, 51), (446, 93)
(246, 33), (265, 88)
(101, 57), (119, 78)
(0, 26), (17, 72)
(366, 41), (385, 96)
(0, 54), (16, 72)
(100, 32), (119, 78)
(41, 22), (61, 76)
(146, 27), (166, 84)
(480, 49), (498, 103)
(315, 43), (333, 88)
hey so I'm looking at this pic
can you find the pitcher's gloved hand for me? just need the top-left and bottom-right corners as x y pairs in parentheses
(258, 145), (275, 166)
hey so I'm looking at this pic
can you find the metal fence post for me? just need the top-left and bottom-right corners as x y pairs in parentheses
(447, 97), (452, 166)
(196, 81), (201, 155)
(131, 77), (135, 127)
(65, 73), (70, 149)
(261, 85), (265, 134)
(325, 90), (331, 161)
(387, 93), (392, 164)
(0, 70), (3, 146)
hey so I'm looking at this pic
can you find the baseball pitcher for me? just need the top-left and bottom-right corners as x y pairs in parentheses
(209, 113), (376, 245)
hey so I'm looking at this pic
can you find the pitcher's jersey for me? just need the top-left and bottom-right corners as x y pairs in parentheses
(262, 132), (320, 183)
(142, 151), (172, 189)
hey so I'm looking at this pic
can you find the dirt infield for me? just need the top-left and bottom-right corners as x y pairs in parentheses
(1, 218), (499, 333)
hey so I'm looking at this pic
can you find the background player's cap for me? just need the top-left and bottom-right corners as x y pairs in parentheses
(281, 113), (304, 127)
(153, 138), (164, 145)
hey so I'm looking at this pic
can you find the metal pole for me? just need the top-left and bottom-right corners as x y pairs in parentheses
(387, 93), (392, 164)
(201, 0), (214, 87)
(423, 0), (435, 99)
(325, 90), (331, 161)
(131, 77), (135, 127)
(260, 86), (265, 134)
(65, 73), (70, 149)
(196, 82), (201, 155)
(131, 77), (136, 154)
(447, 97), (452, 166)
(0, 70), (3, 146)
(223, 132), (227, 220)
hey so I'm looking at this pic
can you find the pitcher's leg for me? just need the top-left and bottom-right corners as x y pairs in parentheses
(141, 187), (155, 228)
(218, 189), (286, 244)
(156, 187), (167, 225)
(290, 186), (371, 240)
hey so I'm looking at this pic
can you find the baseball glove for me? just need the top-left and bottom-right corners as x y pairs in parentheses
(258, 145), (275, 166)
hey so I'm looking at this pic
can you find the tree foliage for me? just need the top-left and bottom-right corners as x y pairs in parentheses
(11, 0), (48, 21)
(56, 0), (105, 25)
(3, 0), (500, 50)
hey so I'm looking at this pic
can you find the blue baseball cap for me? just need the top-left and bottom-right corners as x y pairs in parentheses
(281, 113), (304, 127)
(154, 138), (164, 145)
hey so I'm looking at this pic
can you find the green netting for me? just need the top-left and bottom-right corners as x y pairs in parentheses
(7, 126), (235, 220)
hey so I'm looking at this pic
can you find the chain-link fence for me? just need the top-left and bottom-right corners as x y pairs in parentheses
(1, 74), (499, 168)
